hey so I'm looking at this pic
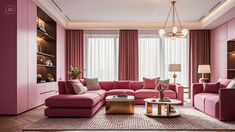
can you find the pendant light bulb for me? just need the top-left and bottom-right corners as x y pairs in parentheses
(173, 26), (178, 34)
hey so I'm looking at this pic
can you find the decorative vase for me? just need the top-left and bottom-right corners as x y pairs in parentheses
(159, 92), (164, 100)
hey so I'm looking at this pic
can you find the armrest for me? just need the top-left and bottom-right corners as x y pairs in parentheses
(191, 83), (204, 106)
(175, 85), (184, 105)
(219, 88), (235, 121)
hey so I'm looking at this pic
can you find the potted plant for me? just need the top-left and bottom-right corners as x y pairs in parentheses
(156, 81), (167, 101)
(68, 65), (84, 79)
(46, 73), (54, 82)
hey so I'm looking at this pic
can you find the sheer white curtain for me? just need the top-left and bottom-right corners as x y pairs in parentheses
(138, 30), (189, 86)
(84, 30), (119, 81)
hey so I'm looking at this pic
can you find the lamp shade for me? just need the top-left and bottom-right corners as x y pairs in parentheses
(168, 64), (181, 72)
(198, 65), (211, 73)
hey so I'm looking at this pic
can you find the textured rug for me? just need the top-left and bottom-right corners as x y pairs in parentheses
(23, 105), (235, 131)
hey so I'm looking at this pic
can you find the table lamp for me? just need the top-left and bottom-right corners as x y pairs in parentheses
(168, 64), (181, 84)
(198, 65), (211, 83)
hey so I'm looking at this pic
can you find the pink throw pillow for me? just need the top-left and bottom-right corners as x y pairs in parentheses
(65, 79), (82, 94)
(203, 82), (220, 93)
(113, 81), (130, 89)
(143, 77), (160, 89)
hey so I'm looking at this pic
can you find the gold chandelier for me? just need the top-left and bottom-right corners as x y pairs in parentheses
(159, 0), (188, 39)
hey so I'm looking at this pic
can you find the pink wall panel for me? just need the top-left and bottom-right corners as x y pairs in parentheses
(211, 17), (235, 82)
(0, 0), (17, 114)
(17, 0), (29, 113)
(57, 24), (66, 83)
(27, 0), (37, 109)
(228, 18), (235, 41)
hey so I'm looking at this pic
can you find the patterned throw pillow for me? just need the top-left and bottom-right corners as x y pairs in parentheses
(84, 78), (101, 91)
(143, 77), (160, 89)
(72, 83), (87, 95)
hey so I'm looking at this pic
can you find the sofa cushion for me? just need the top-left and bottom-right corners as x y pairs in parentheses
(130, 81), (144, 91)
(143, 77), (160, 89)
(194, 93), (207, 112)
(168, 84), (176, 91)
(99, 81), (114, 91)
(113, 81), (130, 89)
(205, 94), (219, 118)
(194, 93), (218, 112)
(203, 82), (220, 93)
(106, 89), (134, 96)
(135, 89), (158, 98)
(218, 78), (232, 88)
(65, 80), (81, 94)
(163, 90), (177, 98)
(45, 93), (102, 108)
(84, 78), (101, 90)
(86, 89), (106, 99)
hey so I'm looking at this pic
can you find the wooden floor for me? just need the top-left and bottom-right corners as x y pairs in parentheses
(0, 105), (233, 132)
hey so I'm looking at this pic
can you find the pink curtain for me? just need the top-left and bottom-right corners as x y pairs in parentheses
(189, 30), (210, 98)
(66, 30), (84, 79)
(118, 30), (139, 80)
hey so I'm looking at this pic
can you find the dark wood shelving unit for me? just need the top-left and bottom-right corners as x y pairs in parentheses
(37, 28), (56, 40)
(37, 64), (56, 68)
(37, 7), (56, 83)
(227, 41), (235, 79)
(37, 52), (55, 57)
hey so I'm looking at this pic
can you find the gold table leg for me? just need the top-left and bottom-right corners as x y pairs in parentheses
(166, 104), (170, 116)
(146, 102), (152, 113)
(158, 104), (162, 115)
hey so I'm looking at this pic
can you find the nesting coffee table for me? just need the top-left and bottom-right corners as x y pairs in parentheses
(144, 98), (181, 117)
(105, 95), (134, 114)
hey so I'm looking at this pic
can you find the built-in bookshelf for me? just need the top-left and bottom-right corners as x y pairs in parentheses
(37, 7), (56, 83)
(227, 41), (235, 79)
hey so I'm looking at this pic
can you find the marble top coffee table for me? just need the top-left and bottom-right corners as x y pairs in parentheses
(144, 98), (181, 117)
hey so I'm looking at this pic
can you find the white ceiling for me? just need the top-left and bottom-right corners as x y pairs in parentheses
(53, 0), (224, 23)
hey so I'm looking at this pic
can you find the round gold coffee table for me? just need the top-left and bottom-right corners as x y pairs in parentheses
(144, 98), (181, 117)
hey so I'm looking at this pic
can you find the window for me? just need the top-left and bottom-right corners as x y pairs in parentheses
(138, 31), (189, 86)
(84, 30), (119, 81)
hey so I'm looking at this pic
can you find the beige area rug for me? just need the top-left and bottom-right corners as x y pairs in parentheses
(23, 105), (235, 131)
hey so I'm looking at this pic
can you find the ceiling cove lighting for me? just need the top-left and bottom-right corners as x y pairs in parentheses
(159, 0), (188, 39)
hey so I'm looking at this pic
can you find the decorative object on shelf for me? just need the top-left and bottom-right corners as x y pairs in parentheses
(44, 59), (53, 66)
(168, 64), (181, 84)
(37, 56), (44, 64)
(37, 17), (46, 32)
(37, 43), (42, 52)
(158, 0), (188, 39)
(46, 73), (54, 82)
(156, 81), (168, 101)
(37, 74), (42, 83)
(198, 65), (211, 83)
(68, 65), (84, 79)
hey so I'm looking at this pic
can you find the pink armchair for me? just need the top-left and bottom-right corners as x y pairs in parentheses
(192, 78), (235, 121)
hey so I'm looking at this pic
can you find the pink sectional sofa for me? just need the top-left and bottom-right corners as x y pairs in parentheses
(45, 80), (184, 117)
(192, 78), (235, 121)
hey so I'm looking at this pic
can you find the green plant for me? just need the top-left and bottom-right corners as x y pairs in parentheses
(46, 73), (54, 82)
(68, 65), (84, 79)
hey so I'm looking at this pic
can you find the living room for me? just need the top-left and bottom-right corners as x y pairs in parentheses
(1, 0), (235, 131)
